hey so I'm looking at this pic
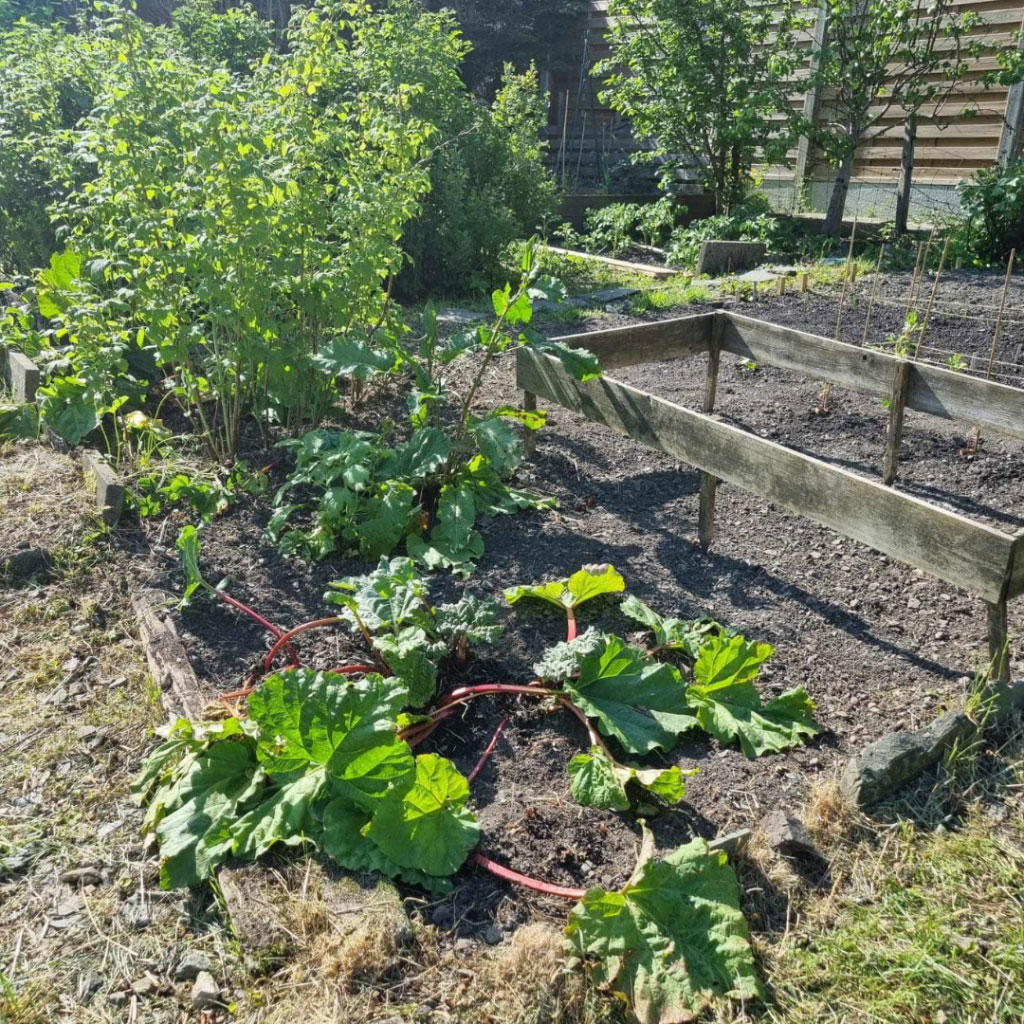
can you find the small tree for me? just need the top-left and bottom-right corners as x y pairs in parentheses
(812, 0), (975, 236)
(598, 0), (807, 214)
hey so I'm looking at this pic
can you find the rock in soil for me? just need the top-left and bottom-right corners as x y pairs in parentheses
(761, 810), (818, 856)
(174, 949), (213, 981)
(191, 971), (221, 1011)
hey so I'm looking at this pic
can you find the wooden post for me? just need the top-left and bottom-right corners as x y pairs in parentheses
(883, 360), (911, 486)
(987, 599), (1010, 684)
(698, 317), (723, 551)
(777, 277), (786, 296)
(522, 390), (539, 458)
(800, 271), (809, 293)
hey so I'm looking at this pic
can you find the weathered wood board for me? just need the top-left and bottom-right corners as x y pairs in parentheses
(722, 312), (1024, 441)
(1009, 532), (1024, 600)
(553, 313), (713, 370)
(518, 348), (1018, 604)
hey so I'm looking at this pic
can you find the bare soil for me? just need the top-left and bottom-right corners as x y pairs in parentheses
(127, 271), (1024, 930)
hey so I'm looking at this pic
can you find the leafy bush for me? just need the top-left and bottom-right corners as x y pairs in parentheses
(666, 201), (799, 270)
(580, 197), (678, 257)
(172, 0), (274, 74)
(956, 158), (1024, 263)
(268, 248), (600, 572)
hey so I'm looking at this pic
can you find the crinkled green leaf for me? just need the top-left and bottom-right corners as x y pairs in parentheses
(688, 634), (819, 757)
(568, 746), (688, 810)
(381, 427), (451, 482)
(325, 557), (431, 633)
(621, 596), (734, 660)
(505, 564), (625, 612)
(565, 839), (763, 1023)
(463, 455), (554, 517)
(406, 484), (483, 574)
(132, 719), (198, 806)
(372, 627), (443, 708)
(433, 594), (505, 648)
(564, 636), (697, 755)
(533, 627), (604, 683)
(248, 670), (413, 807)
(364, 753), (479, 878)
(312, 337), (398, 380)
(0, 403), (39, 440)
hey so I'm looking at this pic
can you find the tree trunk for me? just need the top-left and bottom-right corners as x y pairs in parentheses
(894, 113), (917, 236)
(823, 147), (855, 238)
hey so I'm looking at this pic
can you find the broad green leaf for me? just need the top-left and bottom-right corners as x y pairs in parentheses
(526, 274), (567, 304)
(131, 719), (197, 806)
(694, 634), (774, 689)
(248, 670), (413, 808)
(406, 484), (483, 574)
(433, 594), (505, 648)
(565, 839), (763, 1023)
(372, 627), (443, 708)
(568, 746), (687, 810)
(564, 635), (696, 755)
(382, 428), (451, 481)
(325, 557), (431, 633)
(463, 455), (555, 517)
(320, 798), (452, 894)
(176, 525), (205, 606)
(312, 338), (398, 380)
(357, 482), (416, 560)
(228, 769), (325, 860)
(364, 753), (480, 878)
(505, 565), (625, 612)
(471, 416), (521, 477)
(0, 403), (39, 440)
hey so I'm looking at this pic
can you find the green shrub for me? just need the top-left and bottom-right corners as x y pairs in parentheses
(955, 158), (1024, 263)
(172, 0), (274, 74)
(666, 200), (799, 270)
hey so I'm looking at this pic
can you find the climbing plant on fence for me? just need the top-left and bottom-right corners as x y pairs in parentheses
(137, 541), (821, 1022)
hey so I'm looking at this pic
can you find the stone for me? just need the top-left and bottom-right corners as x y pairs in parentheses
(60, 865), (104, 887)
(173, 950), (212, 981)
(130, 973), (160, 998)
(430, 904), (454, 929)
(481, 925), (503, 946)
(81, 449), (125, 527)
(582, 286), (640, 304)
(761, 811), (817, 856)
(5, 349), (40, 403)
(190, 972), (220, 1011)
(697, 240), (767, 276)
(107, 992), (128, 1008)
(708, 828), (752, 857)
(2, 546), (49, 582)
(840, 709), (977, 807)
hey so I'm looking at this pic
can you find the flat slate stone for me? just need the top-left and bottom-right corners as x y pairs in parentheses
(697, 240), (767, 276)
(436, 307), (487, 327)
(583, 286), (641, 304)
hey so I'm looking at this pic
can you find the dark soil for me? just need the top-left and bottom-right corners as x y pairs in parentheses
(127, 269), (1024, 935)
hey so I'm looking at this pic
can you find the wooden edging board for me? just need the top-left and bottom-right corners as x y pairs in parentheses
(556, 312), (714, 370)
(722, 312), (1024, 442)
(517, 347), (1020, 605)
(544, 245), (681, 280)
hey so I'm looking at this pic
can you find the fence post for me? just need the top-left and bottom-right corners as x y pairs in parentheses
(883, 360), (911, 486)
(987, 599), (1011, 684)
(698, 315), (724, 551)
(522, 389), (539, 459)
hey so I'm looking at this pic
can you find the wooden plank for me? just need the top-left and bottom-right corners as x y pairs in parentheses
(544, 246), (680, 280)
(722, 312), (1024, 441)
(517, 348), (1017, 603)
(553, 313), (713, 370)
(1009, 531), (1024, 600)
(988, 600), (1011, 683)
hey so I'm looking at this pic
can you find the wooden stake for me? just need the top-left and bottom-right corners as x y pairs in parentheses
(914, 236), (951, 359)
(800, 271), (809, 293)
(883, 360), (911, 486)
(987, 599), (1010, 684)
(986, 248), (1016, 378)
(834, 219), (858, 343)
(860, 243), (886, 347)
(777, 277), (786, 296)
(698, 317), (723, 551)
(522, 390), (539, 458)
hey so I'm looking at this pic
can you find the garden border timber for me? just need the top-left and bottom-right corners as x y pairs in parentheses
(518, 310), (1024, 683)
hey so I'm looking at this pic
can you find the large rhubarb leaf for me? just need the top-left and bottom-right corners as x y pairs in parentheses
(228, 770), (325, 860)
(505, 564), (625, 612)
(357, 483), (417, 561)
(364, 753), (479, 878)
(248, 670), (413, 807)
(621, 596), (733, 660)
(568, 746), (687, 811)
(564, 636), (697, 754)
(565, 839), (763, 1023)
(534, 627), (604, 683)
(687, 635), (819, 757)
(432, 594), (505, 648)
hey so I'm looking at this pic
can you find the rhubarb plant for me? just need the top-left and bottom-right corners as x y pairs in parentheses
(140, 552), (822, 1023)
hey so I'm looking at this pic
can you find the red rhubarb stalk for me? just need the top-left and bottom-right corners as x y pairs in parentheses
(324, 664), (377, 676)
(566, 605), (577, 642)
(263, 616), (342, 670)
(440, 682), (557, 706)
(215, 592), (299, 664)
(467, 717), (509, 784)
(470, 851), (586, 900)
